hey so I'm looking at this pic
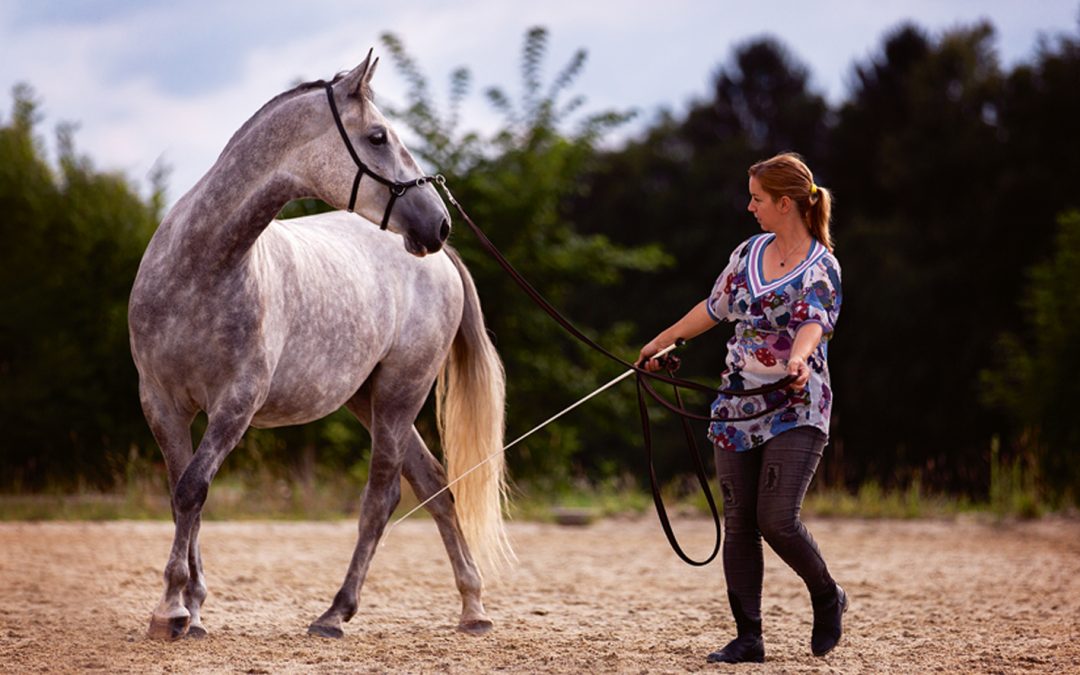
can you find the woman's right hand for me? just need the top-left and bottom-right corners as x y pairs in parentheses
(637, 339), (666, 371)
(637, 300), (715, 372)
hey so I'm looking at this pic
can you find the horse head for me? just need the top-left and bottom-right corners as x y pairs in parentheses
(315, 51), (451, 256)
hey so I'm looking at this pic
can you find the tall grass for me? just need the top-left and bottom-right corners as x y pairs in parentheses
(0, 436), (1057, 521)
(803, 476), (971, 519)
(0, 456), (374, 521)
(988, 434), (1044, 519)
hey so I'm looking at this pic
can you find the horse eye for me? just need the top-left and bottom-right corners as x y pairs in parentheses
(368, 129), (388, 146)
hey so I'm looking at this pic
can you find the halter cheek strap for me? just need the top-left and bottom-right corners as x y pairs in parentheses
(323, 82), (437, 229)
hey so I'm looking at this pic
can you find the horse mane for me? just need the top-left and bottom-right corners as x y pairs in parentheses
(217, 72), (349, 159)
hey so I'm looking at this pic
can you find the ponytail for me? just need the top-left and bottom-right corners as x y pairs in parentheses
(807, 184), (834, 251)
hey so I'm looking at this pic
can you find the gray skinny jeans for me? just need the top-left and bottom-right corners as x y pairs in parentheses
(714, 426), (834, 628)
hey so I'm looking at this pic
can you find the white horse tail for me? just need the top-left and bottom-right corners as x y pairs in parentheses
(436, 248), (514, 575)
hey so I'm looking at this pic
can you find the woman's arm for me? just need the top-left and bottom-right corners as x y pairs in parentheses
(638, 300), (717, 370)
(787, 322), (824, 389)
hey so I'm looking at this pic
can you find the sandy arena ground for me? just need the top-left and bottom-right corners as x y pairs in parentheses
(1, 516), (1078, 673)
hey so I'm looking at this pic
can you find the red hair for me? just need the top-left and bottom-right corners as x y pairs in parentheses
(749, 153), (833, 251)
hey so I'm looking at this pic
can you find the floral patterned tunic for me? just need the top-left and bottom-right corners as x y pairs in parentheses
(705, 233), (842, 451)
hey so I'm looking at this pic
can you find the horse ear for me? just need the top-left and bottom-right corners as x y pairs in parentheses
(342, 48), (376, 98)
(363, 57), (380, 89)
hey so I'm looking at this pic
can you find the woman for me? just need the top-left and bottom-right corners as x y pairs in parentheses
(639, 153), (845, 663)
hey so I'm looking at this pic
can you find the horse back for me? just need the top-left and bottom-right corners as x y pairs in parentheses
(129, 211), (464, 426)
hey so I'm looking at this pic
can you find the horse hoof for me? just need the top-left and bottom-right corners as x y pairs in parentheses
(185, 625), (208, 639)
(147, 615), (189, 641)
(307, 623), (344, 639)
(458, 619), (494, 635)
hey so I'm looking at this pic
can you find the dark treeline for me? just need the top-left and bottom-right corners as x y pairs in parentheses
(569, 22), (1080, 499)
(1, 20), (1078, 503)
(0, 87), (162, 487)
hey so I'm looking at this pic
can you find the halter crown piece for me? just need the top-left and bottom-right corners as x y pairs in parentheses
(323, 82), (438, 229)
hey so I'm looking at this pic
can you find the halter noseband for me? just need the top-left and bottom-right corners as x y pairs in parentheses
(324, 82), (439, 229)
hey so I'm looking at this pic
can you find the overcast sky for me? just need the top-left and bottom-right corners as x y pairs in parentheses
(2, 1), (1077, 208)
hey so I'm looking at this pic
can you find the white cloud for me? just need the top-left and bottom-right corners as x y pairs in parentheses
(1, 0), (1076, 209)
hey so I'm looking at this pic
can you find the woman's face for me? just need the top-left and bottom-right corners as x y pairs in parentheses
(747, 176), (781, 231)
(747, 176), (780, 232)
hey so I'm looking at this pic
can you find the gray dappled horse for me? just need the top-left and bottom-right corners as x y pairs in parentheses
(128, 53), (511, 641)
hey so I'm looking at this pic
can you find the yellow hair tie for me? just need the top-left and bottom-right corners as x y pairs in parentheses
(810, 183), (819, 196)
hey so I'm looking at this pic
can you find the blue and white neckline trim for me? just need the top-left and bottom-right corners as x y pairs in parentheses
(748, 233), (825, 297)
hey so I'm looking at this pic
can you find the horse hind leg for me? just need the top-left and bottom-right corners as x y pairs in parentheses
(306, 434), (406, 635)
(147, 402), (253, 640)
(399, 428), (492, 634)
(308, 382), (426, 639)
(316, 391), (490, 635)
(307, 444), (405, 638)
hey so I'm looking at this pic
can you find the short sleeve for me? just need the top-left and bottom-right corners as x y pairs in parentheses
(789, 254), (842, 338)
(706, 240), (751, 322)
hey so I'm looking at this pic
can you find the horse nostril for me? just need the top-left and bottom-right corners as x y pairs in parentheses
(439, 219), (450, 242)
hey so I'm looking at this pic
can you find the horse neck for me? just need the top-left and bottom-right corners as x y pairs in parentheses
(162, 95), (317, 272)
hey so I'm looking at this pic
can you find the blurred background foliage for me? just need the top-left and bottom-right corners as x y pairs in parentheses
(2, 21), (1079, 508)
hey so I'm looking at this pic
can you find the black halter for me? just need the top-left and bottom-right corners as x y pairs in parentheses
(324, 82), (438, 229)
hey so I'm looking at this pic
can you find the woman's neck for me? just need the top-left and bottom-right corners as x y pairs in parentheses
(770, 220), (813, 254)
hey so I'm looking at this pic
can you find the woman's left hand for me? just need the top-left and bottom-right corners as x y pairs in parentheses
(787, 356), (810, 390)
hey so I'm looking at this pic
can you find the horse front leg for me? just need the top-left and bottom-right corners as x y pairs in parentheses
(183, 515), (209, 638)
(151, 414), (210, 639)
(400, 429), (492, 634)
(148, 406), (252, 640)
(141, 391), (209, 639)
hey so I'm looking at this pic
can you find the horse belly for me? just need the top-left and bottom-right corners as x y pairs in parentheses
(251, 330), (378, 429)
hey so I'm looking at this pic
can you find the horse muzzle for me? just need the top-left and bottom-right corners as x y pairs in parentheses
(403, 217), (450, 256)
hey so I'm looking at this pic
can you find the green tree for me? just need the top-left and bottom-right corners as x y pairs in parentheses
(997, 24), (1080, 268)
(825, 22), (1012, 492)
(827, 20), (1080, 495)
(0, 85), (161, 488)
(378, 27), (670, 483)
(981, 211), (1080, 503)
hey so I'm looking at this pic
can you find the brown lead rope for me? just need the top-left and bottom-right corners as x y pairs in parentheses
(433, 175), (795, 565)
(637, 366), (724, 565)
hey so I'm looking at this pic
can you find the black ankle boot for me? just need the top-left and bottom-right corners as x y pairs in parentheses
(706, 634), (765, 664)
(810, 583), (848, 657)
(707, 592), (765, 664)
